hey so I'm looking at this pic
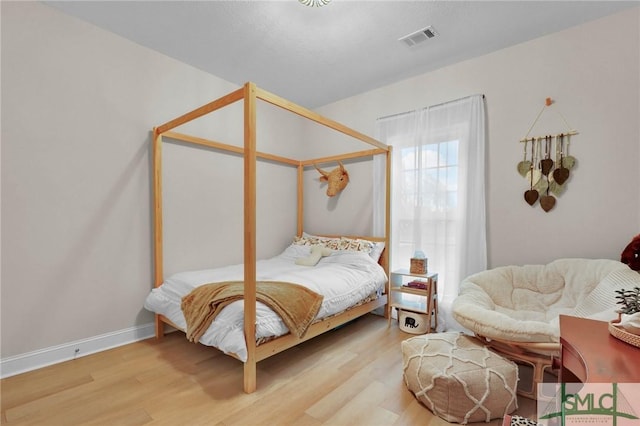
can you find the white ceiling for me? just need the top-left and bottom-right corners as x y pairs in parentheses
(45, 1), (637, 108)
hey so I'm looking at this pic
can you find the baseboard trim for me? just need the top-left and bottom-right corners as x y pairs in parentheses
(0, 323), (156, 379)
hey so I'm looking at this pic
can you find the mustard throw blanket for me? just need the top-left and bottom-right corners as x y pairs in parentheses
(181, 281), (324, 343)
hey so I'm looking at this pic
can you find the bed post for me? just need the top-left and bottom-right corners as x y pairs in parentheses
(152, 128), (165, 338)
(297, 163), (304, 236)
(243, 82), (258, 393)
(384, 147), (392, 319)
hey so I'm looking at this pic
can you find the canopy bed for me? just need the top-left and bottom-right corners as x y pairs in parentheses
(146, 82), (392, 394)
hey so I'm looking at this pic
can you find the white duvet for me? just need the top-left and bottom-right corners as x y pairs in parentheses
(144, 244), (387, 361)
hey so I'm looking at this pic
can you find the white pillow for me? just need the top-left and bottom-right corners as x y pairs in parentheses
(369, 241), (385, 263)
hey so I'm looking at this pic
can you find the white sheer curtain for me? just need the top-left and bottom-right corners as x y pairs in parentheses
(374, 95), (487, 331)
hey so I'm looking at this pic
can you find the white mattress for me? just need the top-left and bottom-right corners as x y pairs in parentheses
(144, 244), (387, 361)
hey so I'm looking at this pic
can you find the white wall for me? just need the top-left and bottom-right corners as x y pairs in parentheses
(0, 2), (300, 362)
(160, 101), (304, 276)
(315, 7), (640, 268)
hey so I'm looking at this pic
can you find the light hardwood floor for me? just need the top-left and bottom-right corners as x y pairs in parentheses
(1, 314), (536, 425)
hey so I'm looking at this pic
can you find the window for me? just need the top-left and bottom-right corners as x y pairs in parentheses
(396, 139), (459, 273)
(374, 95), (486, 331)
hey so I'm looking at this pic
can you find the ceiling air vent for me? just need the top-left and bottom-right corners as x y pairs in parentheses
(399, 26), (438, 47)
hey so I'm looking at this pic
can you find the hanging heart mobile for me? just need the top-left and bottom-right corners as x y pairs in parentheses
(517, 98), (579, 212)
(518, 132), (578, 212)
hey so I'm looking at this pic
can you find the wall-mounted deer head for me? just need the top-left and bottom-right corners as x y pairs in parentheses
(313, 161), (349, 197)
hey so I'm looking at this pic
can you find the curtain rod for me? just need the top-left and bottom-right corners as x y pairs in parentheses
(376, 94), (485, 121)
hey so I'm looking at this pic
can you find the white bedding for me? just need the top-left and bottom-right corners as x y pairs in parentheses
(144, 244), (387, 361)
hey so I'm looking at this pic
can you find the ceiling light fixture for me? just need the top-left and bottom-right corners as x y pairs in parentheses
(299, 0), (331, 7)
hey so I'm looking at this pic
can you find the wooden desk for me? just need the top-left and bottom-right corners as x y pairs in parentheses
(559, 315), (640, 383)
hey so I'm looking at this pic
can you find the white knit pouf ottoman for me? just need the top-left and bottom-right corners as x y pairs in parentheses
(402, 332), (519, 424)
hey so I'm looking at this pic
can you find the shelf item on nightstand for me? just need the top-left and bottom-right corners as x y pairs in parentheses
(389, 269), (438, 333)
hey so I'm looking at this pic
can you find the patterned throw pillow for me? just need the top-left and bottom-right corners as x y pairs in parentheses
(293, 235), (340, 250)
(336, 237), (373, 253)
(292, 235), (373, 254)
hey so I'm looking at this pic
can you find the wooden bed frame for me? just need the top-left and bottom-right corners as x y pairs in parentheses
(151, 82), (392, 393)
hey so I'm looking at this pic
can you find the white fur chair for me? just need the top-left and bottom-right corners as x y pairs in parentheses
(452, 258), (637, 398)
